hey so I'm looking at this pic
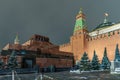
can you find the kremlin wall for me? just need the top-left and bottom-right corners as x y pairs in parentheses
(1, 9), (120, 69)
(59, 9), (120, 63)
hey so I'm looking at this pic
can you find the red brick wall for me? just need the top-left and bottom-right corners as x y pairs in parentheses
(36, 58), (73, 68)
(59, 43), (72, 53)
(59, 29), (120, 62)
(86, 30), (120, 61)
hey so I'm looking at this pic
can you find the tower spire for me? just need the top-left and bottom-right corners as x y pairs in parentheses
(104, 13), (108, 23)
(74, 8), (87, 34)
(14, 33), (19, 44)
(79, 8), (82, 14)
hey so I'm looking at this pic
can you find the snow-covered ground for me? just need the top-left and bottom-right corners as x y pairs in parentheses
(70, 69), (81, 74)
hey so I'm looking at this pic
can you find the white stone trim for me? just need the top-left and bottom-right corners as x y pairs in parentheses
(89, 23), (120, 36)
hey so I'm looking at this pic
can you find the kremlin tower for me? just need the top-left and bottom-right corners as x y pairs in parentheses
(59, 9), (120, 64)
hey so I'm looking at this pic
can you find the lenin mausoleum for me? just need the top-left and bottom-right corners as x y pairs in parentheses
(1, 34), (74, 69)
(1, 9), (120, 69)
(59, 9), (120, 63)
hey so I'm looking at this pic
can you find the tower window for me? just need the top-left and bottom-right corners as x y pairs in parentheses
(108, 32), (111, 36)
(79, 32), (81, 34)
(117, 31), (120, 34)
(100, 35), (102, 38)
(87, 39), (89, 41)
(113, 31), (115, 35)
(104, 34), (106, 37)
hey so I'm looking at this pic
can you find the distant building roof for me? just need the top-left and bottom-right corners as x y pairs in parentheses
(2, 34), (73, 57)
(93, 22), (114, 31)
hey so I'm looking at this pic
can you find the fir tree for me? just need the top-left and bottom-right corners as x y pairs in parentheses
(101, 47), (110, 70)
(0, 59), (4, 69)
(80, 52), (91, 71)
(114, 44), (120, 61)
(7, 50), (18, 69)
(91, 50), (100, 70)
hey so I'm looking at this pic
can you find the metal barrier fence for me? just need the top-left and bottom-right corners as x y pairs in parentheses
(0, 68), (37, 75)
(0, 67), (71, 75)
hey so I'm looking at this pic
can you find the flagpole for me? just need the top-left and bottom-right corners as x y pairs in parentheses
(104, 13), (108, 23)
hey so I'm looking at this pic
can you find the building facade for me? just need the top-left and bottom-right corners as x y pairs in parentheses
(1, 34), (74, 69)
(59, 9), (120, 63)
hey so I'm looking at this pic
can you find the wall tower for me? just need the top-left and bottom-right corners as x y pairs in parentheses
(71, 8), (88, 61)
(59, 9), (120, 64)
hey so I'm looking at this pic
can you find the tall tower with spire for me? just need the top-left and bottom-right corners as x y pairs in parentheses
(73, 8), (87, 35)
(59, 8), (120, 64)
(14, 34), (20, 44)
(71, 8), (88, 61)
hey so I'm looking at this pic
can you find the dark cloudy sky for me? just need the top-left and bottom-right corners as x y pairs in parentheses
(0, 0), (120, 49)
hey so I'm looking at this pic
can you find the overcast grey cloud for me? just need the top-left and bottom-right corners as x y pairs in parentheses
(0, 0), (120, 49)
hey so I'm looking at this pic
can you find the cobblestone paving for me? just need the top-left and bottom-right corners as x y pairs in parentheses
(0, 74), (36, 80)
(0, 71), (120, 80)
(44, 71), (120, 80)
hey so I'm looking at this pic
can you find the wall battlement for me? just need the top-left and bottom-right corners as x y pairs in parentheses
(59, 43), (71, 53)
(87, 29), (120, 41)
(59, 43), (71, 48)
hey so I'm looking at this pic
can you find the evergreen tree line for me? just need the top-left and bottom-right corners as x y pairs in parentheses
(0, 50), (18, 69)
(78, 44), (120, 71)
(78, 47), (111, 71)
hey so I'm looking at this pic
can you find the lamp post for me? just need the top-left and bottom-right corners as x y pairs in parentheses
(7, 50), (18, 80)
(12, 70), (15, 80)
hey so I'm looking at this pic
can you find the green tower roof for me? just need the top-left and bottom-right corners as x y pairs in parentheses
(74, 9), (86, 32)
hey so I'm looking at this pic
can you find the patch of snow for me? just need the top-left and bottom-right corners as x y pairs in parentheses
(70, 76), (87, 79)
(115, 68), (120, 72)
(70, 69), (81, 74)
(81, 71), (90, 73)
(79, 77), (87, 79)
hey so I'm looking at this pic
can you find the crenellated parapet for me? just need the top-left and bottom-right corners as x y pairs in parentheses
(59, 43), (71, 48)
(59, 43), (72, 53)
(89, 23), (120, 36)
(87, 26), (120, 42)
